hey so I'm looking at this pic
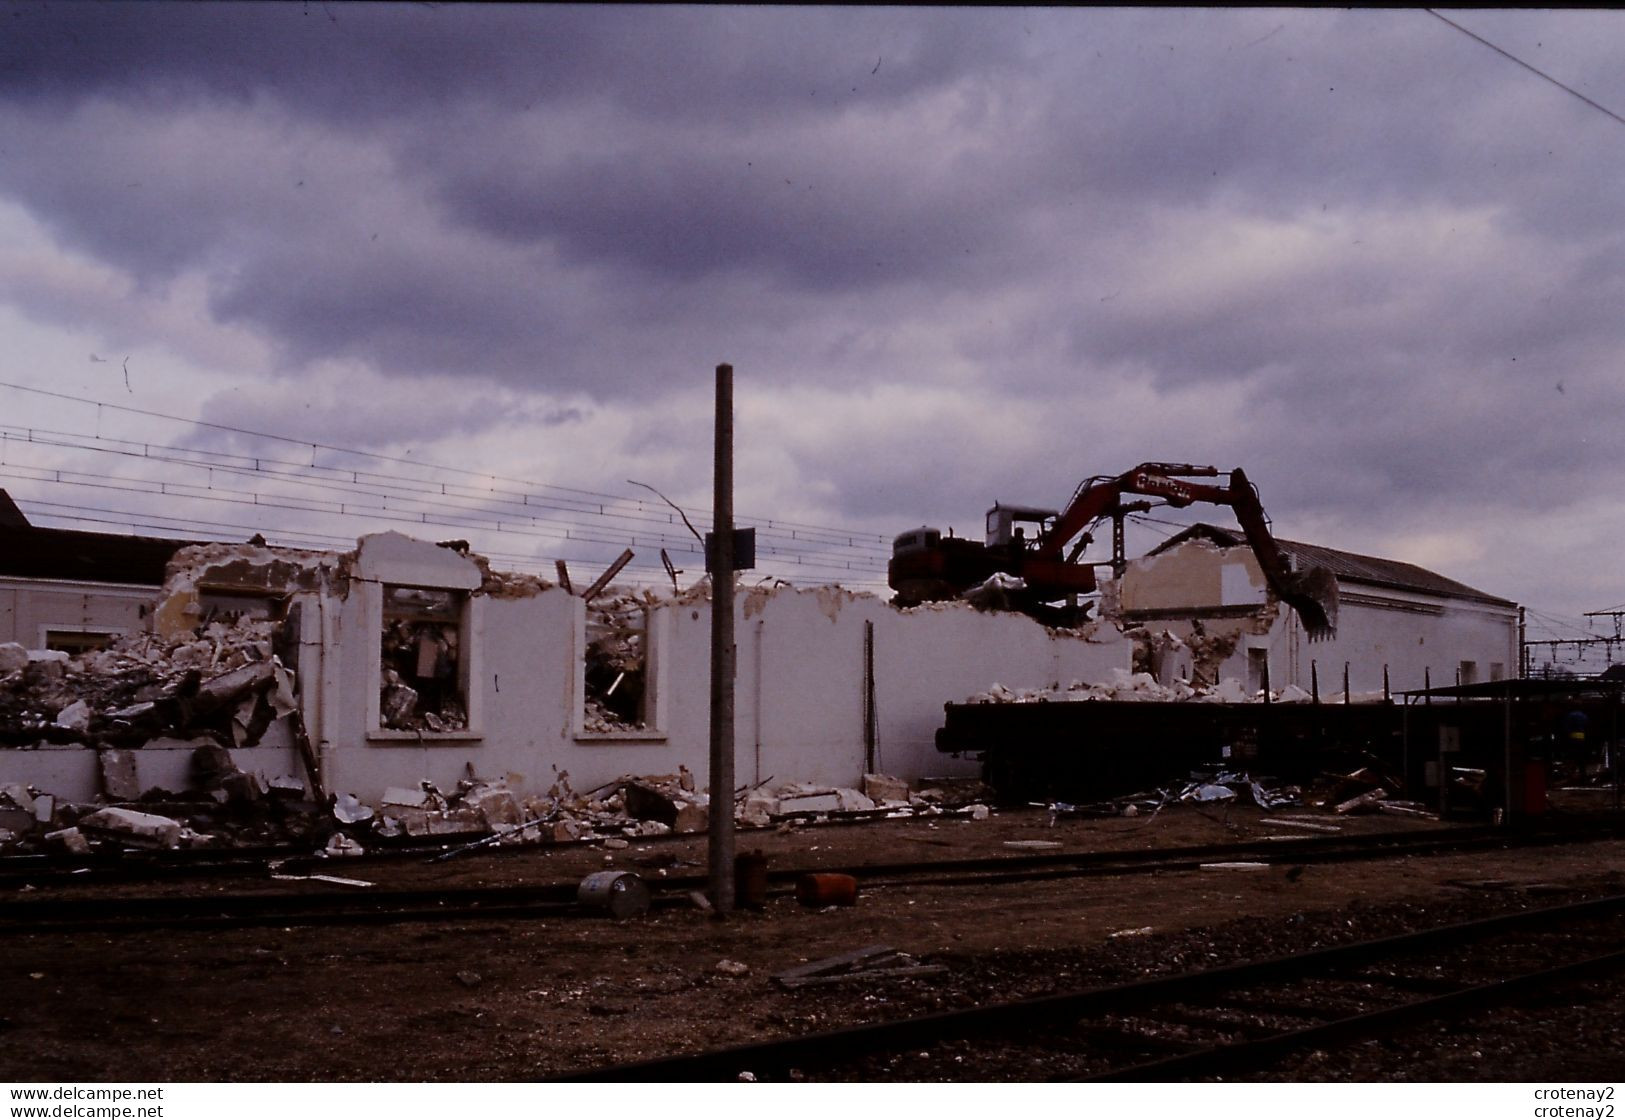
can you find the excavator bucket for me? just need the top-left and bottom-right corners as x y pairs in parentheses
(1279, 565), (1339, 641)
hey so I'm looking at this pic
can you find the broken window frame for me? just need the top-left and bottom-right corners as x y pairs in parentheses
(39, 626), (124, 655)
(195, 587), (281, 627)
(1245, 646), (1270, 695)
(572, 596), (668, 742)
(366, 582), (483, 741)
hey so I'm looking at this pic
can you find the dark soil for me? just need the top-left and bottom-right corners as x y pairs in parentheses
(3, 800), (1623, 1082)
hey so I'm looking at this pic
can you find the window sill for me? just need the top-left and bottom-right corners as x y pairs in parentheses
(574, 729), (669, 744)
(366, 730), (484, 744)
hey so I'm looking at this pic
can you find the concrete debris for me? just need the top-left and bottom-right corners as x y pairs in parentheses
(43, 826), (91, 855)
(582, 593), (652, 732)
(961, 572), (1027, 611)
(323, 833), (365, 857)
(54, 700), (91, 731)
(382, 786), (433, 810)
(0, 612), (330, 854)
(861, 773), (910, 804)
(79, 806), (185, 849)
(98, 749), (141, 802)
(622, 780), (708, 833)
(967, 666), (1391, 707)
(378, 590), (467, 732)
(0, 642), (29, 675)
(714, 959), (750, 977)
(333, 793), (375, 824)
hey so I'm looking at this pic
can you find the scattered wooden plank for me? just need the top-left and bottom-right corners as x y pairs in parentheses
(776, 964), (946, 990)
(772, 944), (896, 984)
(1258, 818), (1341, 833)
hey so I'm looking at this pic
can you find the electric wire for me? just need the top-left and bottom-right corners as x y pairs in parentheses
(0, 381), (889, 545)
(0, 422), (892, 559)
(1425, 10), (1625, 132)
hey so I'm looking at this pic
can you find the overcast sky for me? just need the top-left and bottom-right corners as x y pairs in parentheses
(2, 4), (1623, 639)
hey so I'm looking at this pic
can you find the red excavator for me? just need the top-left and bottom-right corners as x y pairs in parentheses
(888, 462), (1338, 638)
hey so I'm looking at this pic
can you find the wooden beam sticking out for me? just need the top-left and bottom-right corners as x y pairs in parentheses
(554, 560), (573, 594)
(581, 549), (634, 602)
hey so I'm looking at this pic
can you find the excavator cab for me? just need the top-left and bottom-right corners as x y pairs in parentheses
(985, 504), (1057, 551)
(890, 462), (1339, 639)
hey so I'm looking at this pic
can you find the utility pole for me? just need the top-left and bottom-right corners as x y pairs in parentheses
(708, 363), (736, 914)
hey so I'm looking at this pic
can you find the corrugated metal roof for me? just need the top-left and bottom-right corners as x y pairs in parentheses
(1146, 523), (1515, 608)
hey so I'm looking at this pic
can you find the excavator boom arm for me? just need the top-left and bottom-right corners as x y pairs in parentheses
(1038, 463), (1336, 638)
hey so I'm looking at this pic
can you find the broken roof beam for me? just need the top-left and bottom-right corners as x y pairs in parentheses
(581, 549), (634, 602)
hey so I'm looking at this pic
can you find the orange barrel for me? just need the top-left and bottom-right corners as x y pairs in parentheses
(735, 850), (769, 909)
(795, 872), (858, 907)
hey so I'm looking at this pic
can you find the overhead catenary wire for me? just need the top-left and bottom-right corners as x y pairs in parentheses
(0, 422), (892, 560)
(0, 375), (903, 592)
(0, 381), (890, 546)
(13, 496), (895, 593)
(1425, 10), (1625, 132)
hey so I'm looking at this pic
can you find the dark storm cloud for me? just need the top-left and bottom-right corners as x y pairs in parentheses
(5, 1), (1625, 604)
(428, 125), (1016, 291)
(0, 4), (1021, 125)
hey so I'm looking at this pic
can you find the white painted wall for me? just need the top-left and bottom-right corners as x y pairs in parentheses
(4, 533), (1133, 805)
(315, 578), (1129, 802)
(1126, 539), (1518, 697)
(0, 577), (154, 648)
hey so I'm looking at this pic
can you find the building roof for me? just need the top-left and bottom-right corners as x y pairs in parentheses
(0, 491), (197, 586)
(1146, 523), (1515, 608)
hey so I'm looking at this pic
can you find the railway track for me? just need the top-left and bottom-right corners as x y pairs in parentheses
(1, 818), (1620, 935)
(562, 892), (1625, 1082)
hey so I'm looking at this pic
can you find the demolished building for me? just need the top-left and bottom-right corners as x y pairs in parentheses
(1120, 524), (1519, 698)
(0, 490), (194, 653)
(0, 512), (1526, 845)
(0, 530), (1131, 816)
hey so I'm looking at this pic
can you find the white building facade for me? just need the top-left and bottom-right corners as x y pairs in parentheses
(1119, 524), (1519, 699)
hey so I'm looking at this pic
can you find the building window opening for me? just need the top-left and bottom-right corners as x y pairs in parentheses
(1459, 660), (1479, 687)
(584, 600), (648, 733)
(380, 585), (467, 732)
(1246, 648), (1270, 696)
(44, 630), (118, 655)
(197, 589), (278, 627)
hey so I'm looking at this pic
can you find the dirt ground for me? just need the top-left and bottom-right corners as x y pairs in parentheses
(3, 795), (1624, 1082)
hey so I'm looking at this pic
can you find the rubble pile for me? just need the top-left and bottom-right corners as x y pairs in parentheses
(379, 586), (467, 732)
(0, 620), (327, 854)
(966, 667), (1387, 706)
(1303, 763), (1430, 816)
(377, 770), (997, 853)
(582, 591), (659, 733)
(0, 619), (298, 749)
(1044, 768), (1303, 822)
